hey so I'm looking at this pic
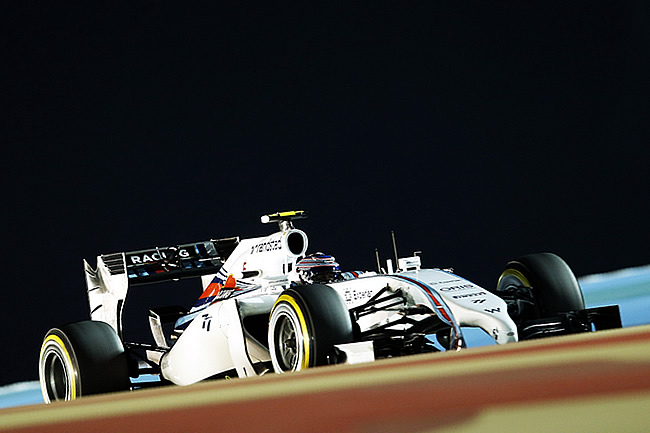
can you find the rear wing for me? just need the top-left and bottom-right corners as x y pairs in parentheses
(123, 237), (239, 285)
(84, 237), (239, 338)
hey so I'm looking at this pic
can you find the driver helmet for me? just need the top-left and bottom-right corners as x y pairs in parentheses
(296, 253), (342, 284)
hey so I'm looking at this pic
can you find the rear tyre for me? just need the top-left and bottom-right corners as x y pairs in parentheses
(39, 321), (131, 403)
(496, 252), (585, 323)
(268, 284), (353, 373)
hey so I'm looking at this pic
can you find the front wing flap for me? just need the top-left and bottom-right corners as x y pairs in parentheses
(517, 305), (622, 340)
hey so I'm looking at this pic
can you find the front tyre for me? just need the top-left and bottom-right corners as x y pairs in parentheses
(496, 252), (585, 324)
(268, 284), (353, 373)
(39, 321), (131, 403)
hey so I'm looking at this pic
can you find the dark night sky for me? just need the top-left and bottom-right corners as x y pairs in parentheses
(3, 2), (649, 385)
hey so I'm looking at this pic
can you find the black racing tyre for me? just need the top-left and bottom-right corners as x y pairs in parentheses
(496, 252), (585, 322)
(268, 284), (354, 373)
(39, 320), (131, 403)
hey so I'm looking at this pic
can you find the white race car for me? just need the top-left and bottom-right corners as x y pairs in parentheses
(39, 211), (621, 402)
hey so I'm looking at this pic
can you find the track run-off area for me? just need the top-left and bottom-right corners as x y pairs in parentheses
(2, 325), (650, 432)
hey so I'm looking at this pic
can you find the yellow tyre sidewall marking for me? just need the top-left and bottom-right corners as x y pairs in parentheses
(40, 334), (77, 400)
(498, 268), (532, 288)
(275, 294), (311, 370)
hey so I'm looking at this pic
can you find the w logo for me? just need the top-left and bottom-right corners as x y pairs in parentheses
(484, 307), (501, 314)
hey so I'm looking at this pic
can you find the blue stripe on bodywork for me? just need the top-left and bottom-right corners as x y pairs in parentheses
(390, 274), (465, 349)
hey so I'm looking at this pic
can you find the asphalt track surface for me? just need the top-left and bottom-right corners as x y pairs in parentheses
(2, 325), (650, 432)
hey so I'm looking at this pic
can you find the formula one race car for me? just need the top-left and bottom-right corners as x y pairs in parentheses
(39, 211), (621, 402)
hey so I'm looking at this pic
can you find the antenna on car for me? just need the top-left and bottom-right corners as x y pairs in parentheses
(375, 248), (383, 273)
(391, 230), (400, 272)
(260, 210), (308, 231)
(374, 231), (404, 274)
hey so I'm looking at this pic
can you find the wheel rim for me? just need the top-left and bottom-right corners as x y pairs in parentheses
(276, 314), (299, 369)
(43, 350), (69, 401)
(497, 269), (532, 290)
(39, 336), (76, 402)
(270, 305), (306, 372)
